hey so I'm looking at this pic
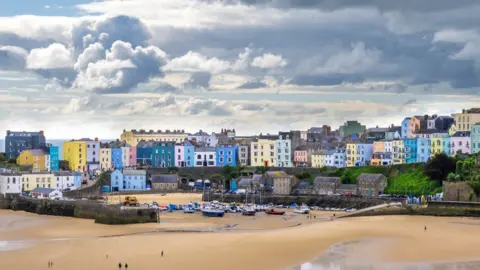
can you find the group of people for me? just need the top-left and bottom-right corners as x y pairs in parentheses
(114, 250), (164, 269)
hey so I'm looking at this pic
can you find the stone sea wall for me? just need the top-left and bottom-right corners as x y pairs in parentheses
(443, 181), (478, 202)
(0, 195), (157, 225)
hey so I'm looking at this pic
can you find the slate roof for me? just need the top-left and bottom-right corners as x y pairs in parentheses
(237, 177), (253, 187)
(252, 174), (263, 182)
(129, 129), (186, 134)
(53, 171), (74, 176)
(294, 181), (312, 190)
(23, 149), (48, 156)
(31, 187), (56, 194)
(356, 173), (386, 183)
(152, 174), (178, 183)
(452, 131), (471, 137)
(123, 170), (147, 176)
(196, 147), (216, 152)
(314, 176), (341, 184)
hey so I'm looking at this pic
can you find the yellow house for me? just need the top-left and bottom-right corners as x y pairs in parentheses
(448, 124), (457, 136)
(120, 129), (187, 147)
(453, 108), (480, 132)
(99, 147), (112, 171)
(20, 172), (56, 191)
(250, 138), (277, 167)
(346, 143), (357, 167)
(63, 140), (87, 171)
(392, 140), (405, 164)
(430, 137), (443, 156)
(311, 151), (325, 168)
(17, 149), (49, 171)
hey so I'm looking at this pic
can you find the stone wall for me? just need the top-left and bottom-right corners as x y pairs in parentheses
(443, 181), (477, 202)
(0, 195), (157, 224)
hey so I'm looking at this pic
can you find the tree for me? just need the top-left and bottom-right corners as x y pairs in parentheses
(255, 166), (269, 174)
(7, 158), (16, 164)
(423, 153), (456, 184)
(0, 153), (6, 163)
(295, 171), (313, 185)
(59, 160), (70, 171)
(447, 172), (457, 182)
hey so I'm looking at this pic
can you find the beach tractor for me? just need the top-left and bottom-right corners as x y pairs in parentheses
(122, 196), (139, 206)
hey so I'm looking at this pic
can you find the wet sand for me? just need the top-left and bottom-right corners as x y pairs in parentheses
(1, 196), (480, 270)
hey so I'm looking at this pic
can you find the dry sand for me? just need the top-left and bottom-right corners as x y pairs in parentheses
(106, 193), (204, 205)
(1, 196), (480, 270)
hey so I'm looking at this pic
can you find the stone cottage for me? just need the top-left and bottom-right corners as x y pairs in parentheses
(151, 174), (178, 192)
(264, 171), (296, 195)
(356, 173), (387, 197)
(313, 176), (341, 195)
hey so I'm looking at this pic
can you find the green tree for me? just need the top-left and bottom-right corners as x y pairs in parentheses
(255, 166), (269, 174)
(7, 158), (16, 164)
(0, 153), (6, 163)
(59, 160), (70, 170)
(423, 152), (457, 184)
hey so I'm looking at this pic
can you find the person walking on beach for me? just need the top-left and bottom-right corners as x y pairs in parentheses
(48, 261), (51, 268)
(119, 262), (123, 269)
(125, 263), (128, 269)
(161, 250), (164, 257)
(424, 225), (427, 232)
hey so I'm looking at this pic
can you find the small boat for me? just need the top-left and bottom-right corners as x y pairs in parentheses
(293, 204), (310, 214)
(265, 208), (286, 215)
(202, 206), (225, 217)
(242, 205), (256, 216)
(184, 204), (195, 213)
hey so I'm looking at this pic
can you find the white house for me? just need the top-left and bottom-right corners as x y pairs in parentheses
(0, 173), (22, 195)
(54, 171), (76, 191)
(276, 134), (292, 167)
(194, 147), (216, 167)
(30, 187), (63, 199)
(188, 130), (210, 143)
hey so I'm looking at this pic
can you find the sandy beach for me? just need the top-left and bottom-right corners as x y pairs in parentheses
(1, 194), (480, 270)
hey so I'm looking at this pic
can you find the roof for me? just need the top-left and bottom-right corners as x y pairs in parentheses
(6, 131), (43, 137)
(388, 126), (401, 132)
(265, 171), (290, 178)
(22, 149), (48, 156)
(31, 187), (56, 194)
(337, 184), (357, 191)
(192, 130), (209, 136)
(128, 129), (186, 135)
(237, 177), (253, 187)
(314, 176), (340, 184)
(452, 131), (471, 137)
(152, 174), (178, 183)
(136, 140), (156, 148)
(295, 145), (309, 151)
(123, 170), (147, 176)
(196, 147), (216, 152)
(0, 173), (21, 176)
(53, 171), (74, 176)
(356, 173), (386, 182)
(414, 129), (444, 134)
(252, 174), (263, 181)
(294, 181), (312, 189)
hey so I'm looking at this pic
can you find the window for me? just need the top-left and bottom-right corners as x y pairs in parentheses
(219, 151), (224, 155)
(197, 154), (201, 159)
(209, 154), (213, 159)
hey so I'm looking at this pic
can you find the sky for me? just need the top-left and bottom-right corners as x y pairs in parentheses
(1, 0), (480, 139)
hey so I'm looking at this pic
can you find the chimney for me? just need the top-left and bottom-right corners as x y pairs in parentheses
(95, 137), (98, 141)
(39, 130), (44, 135)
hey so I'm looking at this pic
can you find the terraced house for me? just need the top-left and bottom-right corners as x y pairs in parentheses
(471, 124), (480, 154)
(16, 149), (49, 172)
(216, 144), (238, 167)
(152, 141), (175, 168)
(250, 136), (278, 167)
(120, 129), (187, 147)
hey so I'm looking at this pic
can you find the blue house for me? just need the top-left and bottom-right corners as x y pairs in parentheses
(403, 138), (417, 164)
(72, 171), (82, 187)
(443, 137), (451, 155)
(216, 144), (239, 167)
(152, 142), (175, 168)
(416, 138), (431, 163)
(110, 169), (147, 192)
(401, 118), (411, 139)
(111, 148), (123, 169)
(110, 169), (124, 192)
(184, 141), (195, 167)
(136, 140), (154, 166)
(49, 146), (59, 172)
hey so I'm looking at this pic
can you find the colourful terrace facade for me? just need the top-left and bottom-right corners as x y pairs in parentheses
(416, 138), (430, 163)
(450, 132), (471, 155)
(49, 146), (59, 172)
(17, 149), (49, 171)
(152, 141), (175, 168)
(471, 124), (480, 154)
(216, 144), (239, 167)
(136, 140), (154, 166)
(63, 140), (87, 171)
(403, 138), (417, 164)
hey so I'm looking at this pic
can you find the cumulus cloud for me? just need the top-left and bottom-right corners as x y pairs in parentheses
(0, 46), (28, 70)
(26, 43), (73, 69)
(73, 40), (168, 93)
(183, 72), (212, 90)
(165, 51), (231, 74)
(251, 53), (287, 69)
(74, 42), (106, 71)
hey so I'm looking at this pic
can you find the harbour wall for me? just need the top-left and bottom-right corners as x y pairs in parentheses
(344, 201), (480, 218)
(203, 193), (401, 209)
(0, 194), (157, 225)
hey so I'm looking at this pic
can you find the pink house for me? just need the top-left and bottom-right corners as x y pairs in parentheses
(129, 147), (137, 167)
(294, 146), (309, 167)
(175, 144), (185, 167)
(450, 132), (471, 155)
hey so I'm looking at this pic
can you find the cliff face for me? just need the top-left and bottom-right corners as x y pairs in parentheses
(443, 181), (477, 202)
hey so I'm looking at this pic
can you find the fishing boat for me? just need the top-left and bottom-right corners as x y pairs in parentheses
(184, 203), (195, 213)
(293, 204), (310, 214)
(265, 208), (286, 215)
(242, 204), (256, 216)
(201, 205), (225, 217)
